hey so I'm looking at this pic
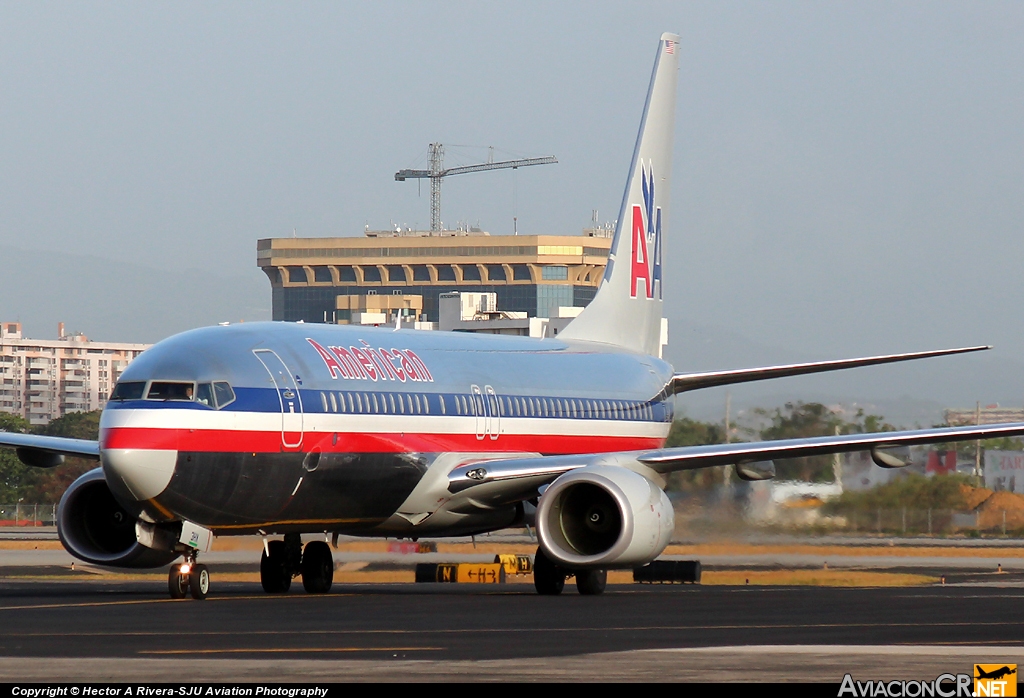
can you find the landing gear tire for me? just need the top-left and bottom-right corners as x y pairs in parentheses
(261, 540), (292, 593)
(575, 568), (607, 596)
(168, 563), (188, 599)
(301, 541), (334, 594)
(533, 547), (566, 596)
(189, 563), (210, 600)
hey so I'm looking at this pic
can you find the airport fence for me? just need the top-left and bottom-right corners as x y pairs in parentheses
(0, 503), (57, 527)
(827, 507), (1024, 536)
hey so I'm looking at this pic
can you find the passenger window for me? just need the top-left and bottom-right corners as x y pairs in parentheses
(372, 393), (379, 413)
(356, 393), (363, 413)
(320, 392), (328, 412)
(407, 394), (414, 413)
(422, 395), (429, 414)
(346, 393), (353, 412)
(329, 392), (337, 413)
(414, 394), (421, 414)
(147, 382), (194, 401)
(439, 395), (446, 414)
(111, 381), (146, 400)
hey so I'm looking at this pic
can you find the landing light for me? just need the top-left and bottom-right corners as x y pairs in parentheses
(180, 563), (191, 574)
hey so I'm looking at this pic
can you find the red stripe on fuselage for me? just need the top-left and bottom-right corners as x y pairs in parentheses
(101, 427), (663, 455)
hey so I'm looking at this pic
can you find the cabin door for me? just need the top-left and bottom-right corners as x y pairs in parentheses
(253, 349), (304, 450)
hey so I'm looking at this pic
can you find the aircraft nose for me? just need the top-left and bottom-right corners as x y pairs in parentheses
(102, 448), (177, 501)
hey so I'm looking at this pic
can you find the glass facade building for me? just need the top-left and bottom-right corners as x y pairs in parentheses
(258, 232), (611, 324)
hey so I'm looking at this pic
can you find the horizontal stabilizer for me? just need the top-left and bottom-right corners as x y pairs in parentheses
(670, 345), (989, 394)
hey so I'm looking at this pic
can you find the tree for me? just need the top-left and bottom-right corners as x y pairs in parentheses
(24, 410), (102, 503)
(0, 412), (32, 503)
(664, 416), (727, 491)
(829, 472), (969, 513)
(755, 402), (895, 482)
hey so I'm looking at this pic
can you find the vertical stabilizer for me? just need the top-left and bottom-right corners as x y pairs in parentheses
(559, 33), (679, 356)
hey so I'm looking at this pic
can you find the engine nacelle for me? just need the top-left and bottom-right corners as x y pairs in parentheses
(58, 468), (179, 568)
(536, 465), (673, 569)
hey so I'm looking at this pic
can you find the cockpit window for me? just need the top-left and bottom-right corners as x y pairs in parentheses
(147, 382), (194, 401)
(195, 383), (215, 407)
(110, 381), (146, 400)
(213, 382), (235, 408)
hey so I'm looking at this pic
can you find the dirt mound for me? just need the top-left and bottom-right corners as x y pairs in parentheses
(977, 490), (1024, 530)
(960, 483), (994, 511)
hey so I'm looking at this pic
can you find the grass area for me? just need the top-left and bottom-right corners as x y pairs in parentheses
(701, 569), (937, 587)
(661, 543), (1024, 558)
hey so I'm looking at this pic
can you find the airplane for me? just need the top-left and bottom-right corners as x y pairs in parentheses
(976, 666), (1017, 681)
(3, 32), (1024, 600)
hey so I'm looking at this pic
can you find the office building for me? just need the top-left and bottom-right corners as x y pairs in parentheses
(257, 229), (613, 325)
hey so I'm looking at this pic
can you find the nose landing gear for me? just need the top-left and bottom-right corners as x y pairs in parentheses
(260, 533), (335, 594)
(168, 553), (209, 600)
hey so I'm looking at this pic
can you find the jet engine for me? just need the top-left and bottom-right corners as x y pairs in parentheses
(536, 465), (673, 569)
(58, 468), (178, 568)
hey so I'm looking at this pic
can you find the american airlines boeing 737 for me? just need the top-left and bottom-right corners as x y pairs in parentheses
(3, 33), (1023, 599)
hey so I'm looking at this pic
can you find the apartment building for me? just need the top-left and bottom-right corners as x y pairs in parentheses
(0, 322), (150, 425)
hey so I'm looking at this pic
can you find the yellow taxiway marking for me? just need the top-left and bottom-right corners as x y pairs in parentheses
(140, 647), (443, 655)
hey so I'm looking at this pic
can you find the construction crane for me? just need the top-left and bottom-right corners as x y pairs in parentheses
(395, 143), (557, 232)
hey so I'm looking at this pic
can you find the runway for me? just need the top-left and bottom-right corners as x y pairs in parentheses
(1, 578), (1024, 681)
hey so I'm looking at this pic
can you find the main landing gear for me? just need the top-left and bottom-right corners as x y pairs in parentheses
(168, 553), (210, 600)
(533, 547), (607, 596)
(260, 533), (335, 594)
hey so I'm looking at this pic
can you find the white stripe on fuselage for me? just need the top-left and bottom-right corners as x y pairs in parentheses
(102, 408), (669, 439)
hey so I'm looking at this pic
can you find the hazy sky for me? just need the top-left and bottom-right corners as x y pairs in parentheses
(2, 2), (1023, 415)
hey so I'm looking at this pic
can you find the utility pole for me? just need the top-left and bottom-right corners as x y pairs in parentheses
(832, 425), (842, 490)
(974, 400), (982, 485)
(723, 392), (732, 487)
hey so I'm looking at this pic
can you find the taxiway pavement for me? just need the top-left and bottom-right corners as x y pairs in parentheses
(0, 579), (1023, 681)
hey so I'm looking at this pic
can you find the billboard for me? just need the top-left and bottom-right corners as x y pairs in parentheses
(984, 450), (1024, 493)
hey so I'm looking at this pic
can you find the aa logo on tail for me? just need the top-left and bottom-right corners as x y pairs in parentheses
(629, 161), (663, 300)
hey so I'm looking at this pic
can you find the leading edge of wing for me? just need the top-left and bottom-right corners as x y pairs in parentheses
(635, 421), (1024, 473)
(0, 431), (100, 460)
(671, 345), (989, 394)
(447, 421), (1024, 504)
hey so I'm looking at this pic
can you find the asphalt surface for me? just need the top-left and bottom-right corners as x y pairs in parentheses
(1, 577), (1024, 680)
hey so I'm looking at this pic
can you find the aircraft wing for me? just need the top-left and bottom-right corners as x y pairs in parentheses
(0, 431), (100, 467)
(671, 345), (989, 394)
(446, 421), (1024, 506)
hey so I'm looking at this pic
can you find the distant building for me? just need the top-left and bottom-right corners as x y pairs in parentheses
(437, 291), (584, 339)
(257, 229), (612, 325)
(945, 405), (1024, 426)
(0, 322), (150, 425)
